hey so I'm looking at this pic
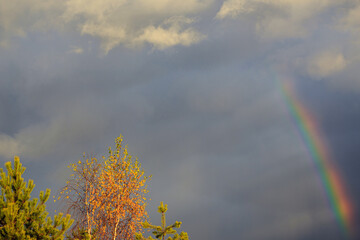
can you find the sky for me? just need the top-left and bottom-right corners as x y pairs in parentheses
(0, 0), (360, 239)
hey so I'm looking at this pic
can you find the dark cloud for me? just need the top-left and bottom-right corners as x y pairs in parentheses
(295, 78), (360, 237)
(1, 2), (360, 240)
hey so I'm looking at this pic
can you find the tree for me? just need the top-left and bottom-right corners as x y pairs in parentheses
(135, 202), (189, 240)
(0, 156), (73, 239)
(60, 136), (149, 240)
(59, 155), (100, 239)
(65, 227), (94, 240)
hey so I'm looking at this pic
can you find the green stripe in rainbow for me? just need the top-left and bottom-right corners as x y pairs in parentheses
(280, 79), (354, 238)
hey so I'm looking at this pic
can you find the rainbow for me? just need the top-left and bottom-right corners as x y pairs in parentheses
(280, 79), (354, 238)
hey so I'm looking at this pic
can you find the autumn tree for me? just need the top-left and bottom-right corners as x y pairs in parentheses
(135, 202), (189, 240)
(59, 155), (100, 239)
(0, 156), (73, 239)
(60, 136), (149, 240)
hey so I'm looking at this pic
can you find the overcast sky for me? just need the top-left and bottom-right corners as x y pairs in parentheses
(1, 0), (360, 239)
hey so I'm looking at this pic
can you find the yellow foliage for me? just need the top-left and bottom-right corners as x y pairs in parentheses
(59, 136), (149, 240)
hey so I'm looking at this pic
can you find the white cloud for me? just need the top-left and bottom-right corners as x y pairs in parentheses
(0, 135), (21, 158)
(342, 3), (360, 30)
(0, 0), (212, 52)
(0, 122), (68, 159)
(0, 109), (107, 160)
(216, 0), (345, 40)
(62, 0), (212, 52)
(81, 23), (127, 54)
(341, 3), (360, 43)
(215, 0), (250, 19)
(134, 17), (204, 50)
(68, 46), (84, 54)
(307, 50), (347, 79)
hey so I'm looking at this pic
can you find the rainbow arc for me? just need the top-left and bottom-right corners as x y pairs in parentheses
(281, 79), (354, 238)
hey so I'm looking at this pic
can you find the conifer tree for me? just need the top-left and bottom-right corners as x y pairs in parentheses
(135, 202), (189, 240)
(0, 156), (73, 239)
(65, 227), (95, 240)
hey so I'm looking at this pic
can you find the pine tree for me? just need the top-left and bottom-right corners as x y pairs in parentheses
(135, 202), (189, 240)
(0, 156), (73, 239)
(65, 227), (96, 240)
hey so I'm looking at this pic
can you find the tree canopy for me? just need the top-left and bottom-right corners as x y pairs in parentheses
(0, 137), (190, 240)
(0, 156), (73, 239)
(136, 202), (189, 240)
(60, 136), (149, 240)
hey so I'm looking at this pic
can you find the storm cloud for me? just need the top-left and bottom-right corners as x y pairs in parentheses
(0, 1), (360, 239)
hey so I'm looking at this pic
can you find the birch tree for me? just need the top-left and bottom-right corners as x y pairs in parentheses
(60, 136), (149, 240)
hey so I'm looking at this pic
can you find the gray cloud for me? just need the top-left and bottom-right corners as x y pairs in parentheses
(0, 1), (359, 240)
(0, 0), (63, 47)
